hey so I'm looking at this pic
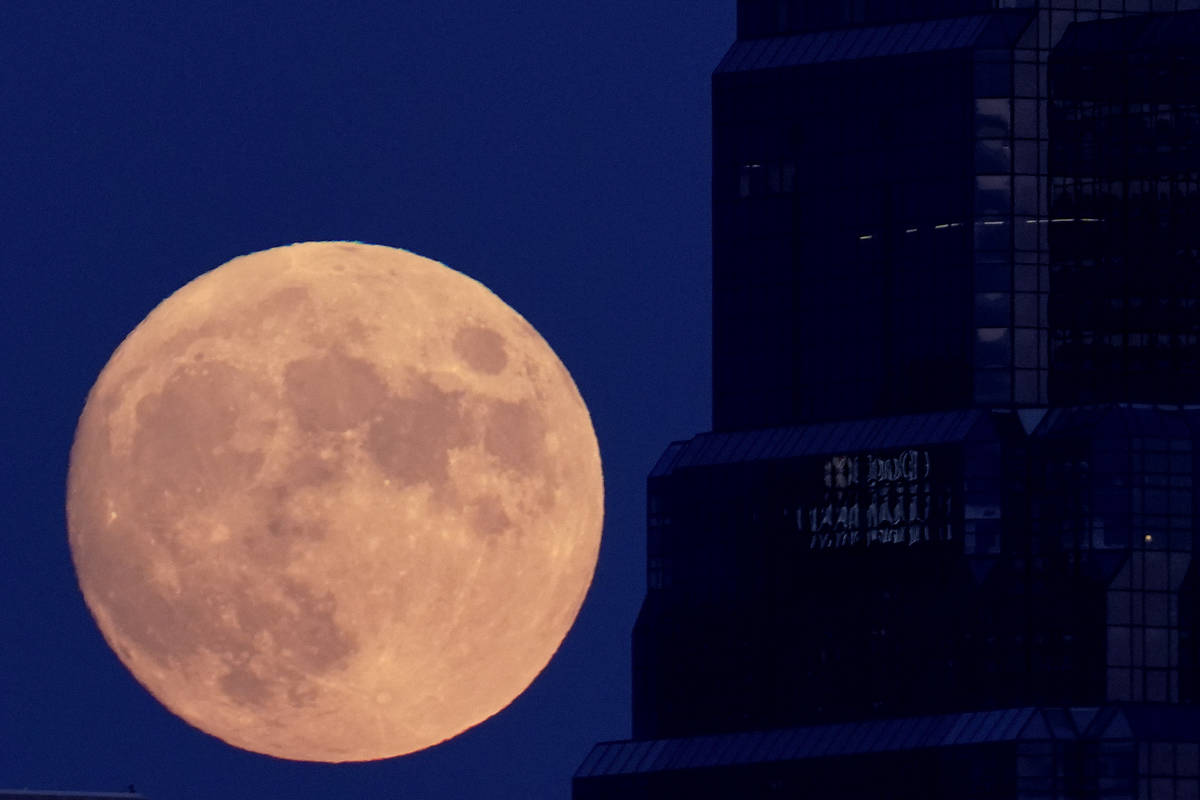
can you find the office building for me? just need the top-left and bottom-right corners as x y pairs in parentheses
(576, 2), (1200, 798)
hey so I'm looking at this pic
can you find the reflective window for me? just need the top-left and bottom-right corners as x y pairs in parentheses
(975, 139), (1011, 174)
(975, 98), (1012, 138)
(976, 175), (1012, 216)
(1049, 26), (1200, 406)
(976, 327), (1011, 368)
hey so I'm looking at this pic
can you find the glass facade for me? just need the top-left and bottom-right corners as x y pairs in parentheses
(634, 410), (1018, 738)
(634, 407), (1200, 736)
(578, 3), (1200, 799)
(713, 3), (1200, 431)
(713, 16), (1001, 429)
(1030, 408), (1199, 709)
(1048, 13), (1200, 405)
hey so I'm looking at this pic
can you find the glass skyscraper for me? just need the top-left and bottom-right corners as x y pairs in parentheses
(575, 2), (1200, 798)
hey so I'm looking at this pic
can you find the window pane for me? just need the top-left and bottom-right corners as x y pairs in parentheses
(1108, 625), (1131, 667)
(976, 139), (1012, 173)
(1108, 667), (1132, 699)
(1179, 744), (1199, 776)
(975, 369), (1011, 403)
(1108, 591), (1131, 625)
(975, 99), (1012, 137)
(1146, 552), (1169, 590)
(1016, 369), (1038, 403)
(1015, 99), (1038, 138)
(977, 176), (1012, 216)
(976, 328), (1011, 367)
(976, 293), (1010, 326)
(1016, 329), (1039, 367)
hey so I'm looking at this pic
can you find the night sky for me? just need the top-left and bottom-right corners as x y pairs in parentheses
(0, 3), (725, 798)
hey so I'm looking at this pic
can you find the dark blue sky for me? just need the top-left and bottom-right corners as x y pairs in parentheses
(0, 3), (726, 798)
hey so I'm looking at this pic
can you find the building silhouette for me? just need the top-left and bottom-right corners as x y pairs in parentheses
(575, 2), (1200, 798)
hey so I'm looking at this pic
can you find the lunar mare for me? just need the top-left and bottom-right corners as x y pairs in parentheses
(66, 242), (604, 762)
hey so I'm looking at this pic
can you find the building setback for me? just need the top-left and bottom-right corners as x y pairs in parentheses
(575, 2), (1200, 798)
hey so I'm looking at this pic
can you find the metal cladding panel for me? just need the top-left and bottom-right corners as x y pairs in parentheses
(676, 434), (716, 469)
(590, 741), (626, 775)
(740, 428), (775, 459)
(888, 717), (926, 750)
(806, 422), (840, 454)
(708, 732), (742, 765)
(742, 730), (775, 763)
(847, 419), (874, 450)
(998, 707), (1038, 740)
(705, 432), (739, 464)
(810, 30), (842, 62)
(755, 35), (789, 69)
(635, 739), (670, 773)
(720, 731), (756, 764)
(739, 37), (769, 70)
(873, 20), (909, 55)
(575, 743), (608, 776)
(572, 707), (1194, 778)
(772, 34), (802, 64)
(803, 724), (838, 756)
(904, 715), (941, 749)
(723, 40), (754, 71)
(962, 710), (1000, 743)
(977, 708), (1017, 742)
(649, 441), (688, 478)
(656, 739), (685, 771)
(942, 711), (974, 745)
(649, 410), (997, 477)
(926, 17), (961, 50)
(609, 741), (645, 774)
(853, 718), (892, 753)
(843, 27), (871, 60)
(762, 727), (804, 761)
(778, 425), (809, 458)
(824, 721), (859, 755)
(715, 15), (1001, 74)
(727, 428), (766, 461)
(674, 736), (712, 769)
(629, 739), (667, 773)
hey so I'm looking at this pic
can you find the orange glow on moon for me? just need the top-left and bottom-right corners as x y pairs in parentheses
(66, 242), (604, 762)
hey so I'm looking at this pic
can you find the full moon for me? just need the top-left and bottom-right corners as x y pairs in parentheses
(66, 241), (604, 762)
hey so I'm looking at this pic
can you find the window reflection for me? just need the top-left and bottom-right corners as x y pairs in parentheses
(738, 160), (798, 198)
(975, 293), (1009, 327)
(975, 98), (1012, 138)
(975, 139), (1011, 173)
(976, 175), (1013, 216)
